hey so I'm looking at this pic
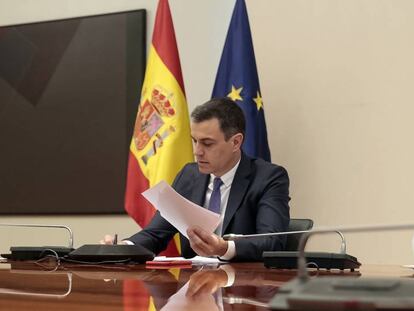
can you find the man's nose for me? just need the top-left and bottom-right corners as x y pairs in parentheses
(193, 143), (203, 156)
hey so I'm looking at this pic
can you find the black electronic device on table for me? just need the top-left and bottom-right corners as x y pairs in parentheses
(0, 223), (75, 261)
(267, 223), (414, 310)
(1, 244), (155, 264)
(263, 251), (361, 271)
(1, 246), (74, 260)
(67, 244), (155, 263)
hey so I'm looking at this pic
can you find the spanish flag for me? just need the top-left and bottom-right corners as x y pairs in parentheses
(125, 0), (193, 256)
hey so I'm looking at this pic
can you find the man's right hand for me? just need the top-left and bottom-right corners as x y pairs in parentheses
(100, 234), (116, 244)
(100, 234), (129, 245)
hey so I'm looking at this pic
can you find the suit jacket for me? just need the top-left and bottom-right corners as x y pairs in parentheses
(128, 153), (290, 261)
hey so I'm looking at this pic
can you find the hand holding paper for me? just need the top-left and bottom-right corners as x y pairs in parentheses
(142, 181), (220, 238)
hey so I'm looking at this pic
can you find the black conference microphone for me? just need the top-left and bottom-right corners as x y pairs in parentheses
(0, 223), (74, 260)
(0, 223), (154, 263)
(269, 223), (414, 310)
(223, 229), (359, 271)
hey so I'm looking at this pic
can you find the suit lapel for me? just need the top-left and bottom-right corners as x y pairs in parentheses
(222, 154), (251, 233)
(191, 172), (210, 206)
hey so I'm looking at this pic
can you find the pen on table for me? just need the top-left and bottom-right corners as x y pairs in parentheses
(113, 233), (118, 245)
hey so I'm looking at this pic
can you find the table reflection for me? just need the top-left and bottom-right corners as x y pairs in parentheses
(0, 260), (362, 310)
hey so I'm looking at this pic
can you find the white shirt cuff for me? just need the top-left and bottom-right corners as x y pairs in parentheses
(219, 241), (236, 261)
(122, 240), (134, 245)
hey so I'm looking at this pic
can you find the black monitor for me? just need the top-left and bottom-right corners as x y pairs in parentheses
(0, 10), (146, 214)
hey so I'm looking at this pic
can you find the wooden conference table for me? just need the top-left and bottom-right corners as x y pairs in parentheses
(0, 260), (412, 310)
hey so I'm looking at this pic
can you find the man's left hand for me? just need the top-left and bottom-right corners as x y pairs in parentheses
(187, 226), (228, 257)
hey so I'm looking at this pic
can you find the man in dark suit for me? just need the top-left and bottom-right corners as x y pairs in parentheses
(104, 97), (290, 261)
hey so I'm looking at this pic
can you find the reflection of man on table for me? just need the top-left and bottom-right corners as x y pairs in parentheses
(161, 265), (281, 311)
(104, 97), (291, 261)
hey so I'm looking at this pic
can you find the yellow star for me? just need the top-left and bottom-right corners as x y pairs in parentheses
(227, 85), (243, 102)
(253, 91), (263, 110)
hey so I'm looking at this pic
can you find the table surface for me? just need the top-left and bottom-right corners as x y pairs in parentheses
(0, 260), (412, 310)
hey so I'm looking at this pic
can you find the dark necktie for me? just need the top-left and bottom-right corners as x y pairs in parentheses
(209, 177), (223, 214)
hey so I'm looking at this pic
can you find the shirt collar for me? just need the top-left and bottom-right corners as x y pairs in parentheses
(209, 158), (241, 188)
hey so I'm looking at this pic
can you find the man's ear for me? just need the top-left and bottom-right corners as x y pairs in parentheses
(232, 133), (244, 150)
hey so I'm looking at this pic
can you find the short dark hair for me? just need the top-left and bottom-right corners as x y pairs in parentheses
(191, 97), (246, 140)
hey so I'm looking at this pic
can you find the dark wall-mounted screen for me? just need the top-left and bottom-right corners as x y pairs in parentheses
(0, 10), (146, 214)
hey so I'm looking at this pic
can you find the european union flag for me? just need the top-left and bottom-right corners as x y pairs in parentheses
(212, 0), (271, 161)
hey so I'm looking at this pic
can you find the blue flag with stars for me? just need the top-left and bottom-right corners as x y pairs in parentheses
(212, 0), (271, 161)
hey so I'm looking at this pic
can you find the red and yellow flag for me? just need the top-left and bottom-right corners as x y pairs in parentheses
(125, 0), (193, 256)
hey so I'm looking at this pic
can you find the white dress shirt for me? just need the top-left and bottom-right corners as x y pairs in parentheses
(204, 159), (241, 260)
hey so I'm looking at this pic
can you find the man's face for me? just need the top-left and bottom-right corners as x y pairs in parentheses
(191, 118), (243, 177)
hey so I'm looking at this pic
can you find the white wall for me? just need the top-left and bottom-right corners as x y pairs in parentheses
(1, 0), (414, 265)
(248, 0), (414, 264)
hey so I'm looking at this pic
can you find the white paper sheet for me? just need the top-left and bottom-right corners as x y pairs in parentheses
(142, 180), (220, 238)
